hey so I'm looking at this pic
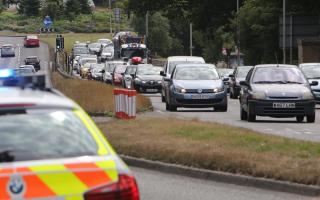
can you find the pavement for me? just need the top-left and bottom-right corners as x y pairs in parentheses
(142, 93), (320, 142)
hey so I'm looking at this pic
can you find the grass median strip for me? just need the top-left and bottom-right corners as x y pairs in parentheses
(98, 117), (320, 186)
(51, 72), (152, 114)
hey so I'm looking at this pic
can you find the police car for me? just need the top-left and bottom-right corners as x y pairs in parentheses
(0, 69), (140, 199)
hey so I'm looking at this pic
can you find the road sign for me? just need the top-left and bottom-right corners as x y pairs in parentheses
(43, 16), (53, 28)
(114, 8), (121, 23)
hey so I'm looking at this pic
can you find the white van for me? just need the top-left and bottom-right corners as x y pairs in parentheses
(160, 56), (205, 102)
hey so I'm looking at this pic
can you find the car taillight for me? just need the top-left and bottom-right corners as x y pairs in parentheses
(84, 174), (139, 200)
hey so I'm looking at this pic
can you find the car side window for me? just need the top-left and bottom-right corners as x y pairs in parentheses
(246, 68), (254, 83)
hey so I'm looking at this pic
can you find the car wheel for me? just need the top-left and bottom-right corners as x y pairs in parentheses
(240, 106), (248, 120)
(161, 94), (165, 102)
(247, 104), (256, 122)
(296, 115), (304, 123)
(306, 114), (315, 123)
(165, 102), (170, 111)
(229, 89), (234, 99)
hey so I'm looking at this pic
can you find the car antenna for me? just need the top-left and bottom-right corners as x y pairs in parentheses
(274, 51), (279, 67)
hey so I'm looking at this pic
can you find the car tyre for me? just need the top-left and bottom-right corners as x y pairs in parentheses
(296, 115), (304, 123)
(161, 94), (165, 102)
(240, 106), (248, 120)
(247, 104), (256, 122)
(229, 89), (235, 99)
(306, 114), (315, 123)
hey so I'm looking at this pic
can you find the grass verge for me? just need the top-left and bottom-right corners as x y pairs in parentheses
(40, 33), (112, 53)
(51, 72), (152, 114)
(98, 117), (320, 186)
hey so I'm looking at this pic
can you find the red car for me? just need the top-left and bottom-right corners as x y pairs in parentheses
(24, 35), (40, 47)
(112, 65), (127, 86)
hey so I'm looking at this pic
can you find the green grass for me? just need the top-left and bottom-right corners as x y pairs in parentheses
(40, 33), (112, 53)
(99, 117), (320, 185)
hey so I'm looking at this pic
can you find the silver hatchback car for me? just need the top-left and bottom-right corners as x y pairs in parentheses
(1, 44), (15, 57)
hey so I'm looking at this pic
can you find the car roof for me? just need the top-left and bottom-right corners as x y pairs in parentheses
(19, 65), (34, 68)
(254, 64), (297, 68)
(175, 63), (216, 69)
(299, 63), (320, 67)
(2, 44), (13, 47)
(167, 56), (205, 62)
(26, 56), (38, 59)
(0, 87), (77, 110)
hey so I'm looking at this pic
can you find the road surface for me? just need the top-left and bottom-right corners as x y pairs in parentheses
(133, 167), (315, 200)
(143, 93), (320, 142)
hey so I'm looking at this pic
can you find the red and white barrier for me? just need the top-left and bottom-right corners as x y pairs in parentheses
(114, 88), (137, 119)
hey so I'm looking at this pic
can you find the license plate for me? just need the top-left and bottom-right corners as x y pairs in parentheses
(191, 94), (210, 99)
(146, 89), (158, 92)
(272, 102), (295, 108)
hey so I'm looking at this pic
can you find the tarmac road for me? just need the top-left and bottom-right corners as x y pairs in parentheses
(143, 93), (320, 142)
(0, 36), (50, 72)
(132, 167), (315, 200)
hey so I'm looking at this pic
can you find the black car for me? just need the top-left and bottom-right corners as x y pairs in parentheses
(133, 65), (162, 93)
(229, 66), (253, 99)
(239, 64), (318, 123)
(25, 56), (41, 71)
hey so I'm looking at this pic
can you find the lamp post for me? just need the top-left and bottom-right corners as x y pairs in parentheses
(109, 0), (112, 34)
(236, 0), (240, 67)
(283, 0), (286, 64)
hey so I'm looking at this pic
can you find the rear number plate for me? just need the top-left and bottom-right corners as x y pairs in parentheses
(191, 94), (210, 99)
(146, 89), (158, 92)
(273, 102), (295, 108)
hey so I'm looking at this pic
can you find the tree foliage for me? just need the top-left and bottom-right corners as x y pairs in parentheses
(18, 0), (40, 16)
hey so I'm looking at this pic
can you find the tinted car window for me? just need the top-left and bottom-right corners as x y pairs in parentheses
(236, 66), (252, 78)
(137, 67), (162, 75)
(0, 109), (98, 162)
(174, 66), (219, 80)
(169, 61), (202, 74)
(26, 58), (39, 63)
(301, 65), (320, 79)
(252, 67), (307, 84)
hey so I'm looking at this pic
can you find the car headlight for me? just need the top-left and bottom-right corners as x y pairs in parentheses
(142, 80), (146, 84)
(175, 86), (186, 93)
(250, 91), (266, 100)
(157, 80), (162, 84)
(213, 87), (224, 93)
(302, 91), (314, 100)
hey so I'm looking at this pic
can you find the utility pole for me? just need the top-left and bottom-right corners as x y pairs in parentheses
(145, 11), (149, 47)
(283, 0), (286, 64)
(237, 0), (240, 66)
(109, 0), (112, 34)
(190, 22), (193, 56)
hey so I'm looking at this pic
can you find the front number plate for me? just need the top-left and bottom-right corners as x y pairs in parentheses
(272, 102), (295, 108)
(191, 94), (210, 99)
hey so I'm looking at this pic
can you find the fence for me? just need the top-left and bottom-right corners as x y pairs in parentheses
(114, 88), (137, 119)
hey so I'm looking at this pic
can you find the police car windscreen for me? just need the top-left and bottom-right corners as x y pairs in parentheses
(0, 110), (98, 162)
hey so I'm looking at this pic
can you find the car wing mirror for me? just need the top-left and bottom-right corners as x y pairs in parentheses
(130, 73), (135, 78)
(121, 72), (124, 76)
(160, 71), (166, 76)
(239, 81), (248, 86)
(100, 70), (105, 73)
(222, 77), (229, 82)
(163, 77), (172, 82)
(310, 81), (318, 86)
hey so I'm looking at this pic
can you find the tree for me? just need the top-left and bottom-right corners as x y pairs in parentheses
(19, 0), (40, 16)
(79, 0), (91, 14)
(41, 0), (64, 20)
(65, 0), (81, 19)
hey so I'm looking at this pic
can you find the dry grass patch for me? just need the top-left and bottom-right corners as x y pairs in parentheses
(40, 33), (112, 53)
(52, 72), (152, 114)
(99, 117), (320, 185)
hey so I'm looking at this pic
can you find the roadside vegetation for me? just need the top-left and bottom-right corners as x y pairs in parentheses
(40, 33), (112, 53)
(99, 117), (320, 186)
(51, 72), (152, 115)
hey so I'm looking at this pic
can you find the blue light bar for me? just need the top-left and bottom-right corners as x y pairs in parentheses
(0, 69), (15, 78)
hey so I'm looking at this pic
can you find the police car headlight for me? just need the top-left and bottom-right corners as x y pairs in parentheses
(250, 91), (266, 100)
(302, 91), (314, 100)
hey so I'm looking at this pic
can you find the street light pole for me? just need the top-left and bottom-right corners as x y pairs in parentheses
(283, 0), (286, 64)
(109, 0), (112, 34)
(237, 0), (240, 67)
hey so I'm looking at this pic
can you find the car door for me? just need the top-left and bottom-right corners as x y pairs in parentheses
(162, 61), (169, 97)
(240, 68), (253, 111)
